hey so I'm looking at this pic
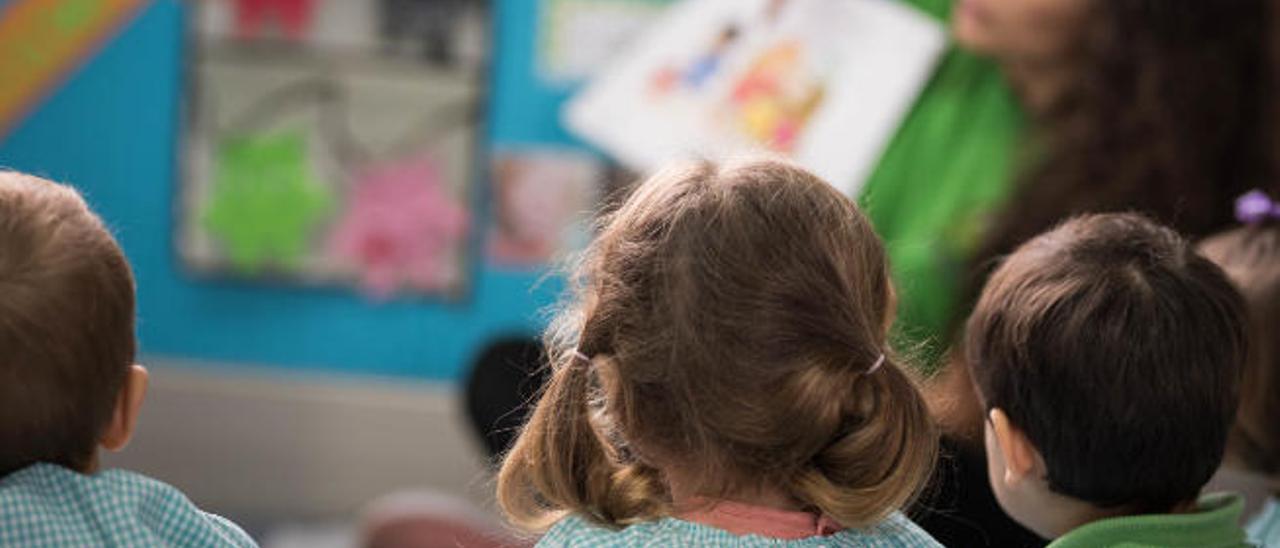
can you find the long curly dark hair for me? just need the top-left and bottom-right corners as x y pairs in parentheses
(974, 0), (1276, 274)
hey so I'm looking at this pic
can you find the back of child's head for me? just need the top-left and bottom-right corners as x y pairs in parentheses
(967, 213), (1247, 514)
(1199, 192), (1280, 479)
(497, 160), (937, 530)
(0, 171), (136, 476)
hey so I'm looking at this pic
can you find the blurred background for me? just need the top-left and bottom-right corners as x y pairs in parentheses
(3, 0), (1270, 546)
(0, 0), (663, 545)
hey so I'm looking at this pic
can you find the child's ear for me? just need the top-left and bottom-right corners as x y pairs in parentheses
(989, 408), (1040, 487)
(100, 365), (149, 452)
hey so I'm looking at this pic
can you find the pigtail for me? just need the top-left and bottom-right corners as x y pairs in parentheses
(496, 349), (597, 530)
(791, 354), (938, 527)
(496, 349), (669, 532)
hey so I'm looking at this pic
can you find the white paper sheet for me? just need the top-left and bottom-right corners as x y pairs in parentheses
(565, 0), (946, 196)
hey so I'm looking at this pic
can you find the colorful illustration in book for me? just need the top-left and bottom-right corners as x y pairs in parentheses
(565, 0), (946, 196)
(650, 24), (739, 94)
(726, 39), (825, 152)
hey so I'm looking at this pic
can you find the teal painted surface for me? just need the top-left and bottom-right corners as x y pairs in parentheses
(0, 0), (579, 380)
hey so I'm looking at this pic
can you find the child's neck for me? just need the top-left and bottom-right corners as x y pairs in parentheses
(666, 467), (845, 539)
(1038, 491), (1196, 539)
(1040, 498), (1127, 539)
(665, 468), (801, 512)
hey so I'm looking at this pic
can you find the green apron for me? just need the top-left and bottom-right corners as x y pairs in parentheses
(858, 0), (1026, 370)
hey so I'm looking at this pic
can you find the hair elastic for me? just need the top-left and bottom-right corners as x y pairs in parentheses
(867, 353), (886, 374)
(571, 349), (592, 365)
(1235, 189), (1280, 225)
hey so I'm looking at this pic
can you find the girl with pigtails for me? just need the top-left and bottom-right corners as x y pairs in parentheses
(497, 160), (941, 546)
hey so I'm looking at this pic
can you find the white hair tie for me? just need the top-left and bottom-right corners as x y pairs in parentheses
(867, 353), (886, 374)
(572, 349), (592, 365)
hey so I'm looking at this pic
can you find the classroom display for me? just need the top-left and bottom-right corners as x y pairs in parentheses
(565, 0), (946, 196)
(485, 148), (604, 267)
(180, 0), (488, 299)
(536, 0), (674, 84)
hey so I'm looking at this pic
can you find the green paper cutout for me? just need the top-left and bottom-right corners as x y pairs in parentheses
(202, 132), (334, 274)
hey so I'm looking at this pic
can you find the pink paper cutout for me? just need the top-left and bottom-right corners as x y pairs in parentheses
(234, 0), (316, 41)
(329, 155), (470, 298)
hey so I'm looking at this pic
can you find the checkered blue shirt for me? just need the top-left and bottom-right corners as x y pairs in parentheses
(538, 512), (942, 547)
(0, 463), (256, 547)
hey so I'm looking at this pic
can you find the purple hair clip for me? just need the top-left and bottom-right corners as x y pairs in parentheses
(1236, 189), (1280, 225)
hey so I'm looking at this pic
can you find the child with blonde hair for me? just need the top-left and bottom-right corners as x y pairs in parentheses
(497, 160), (941, 546)
(1201, 189), (1280, 546)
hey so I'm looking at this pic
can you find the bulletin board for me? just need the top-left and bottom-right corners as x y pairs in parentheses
(481, 0), (675, 270)
(0, 0), (661, 379)
(180, 0), (489, 300)
(536, 0), (673, 85)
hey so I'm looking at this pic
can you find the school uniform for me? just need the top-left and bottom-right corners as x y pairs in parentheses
(537, 502), (941, 547)
(0, 463), (256, 547)
(1048, 493), (1251, 548)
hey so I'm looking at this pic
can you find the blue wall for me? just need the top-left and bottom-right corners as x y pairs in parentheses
(490, 0), (583, 145)
(0, 0), (582, 380)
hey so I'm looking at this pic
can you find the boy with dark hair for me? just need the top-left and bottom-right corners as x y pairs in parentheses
(967, 213), (1252, 547)
(0, 172), (255, 546)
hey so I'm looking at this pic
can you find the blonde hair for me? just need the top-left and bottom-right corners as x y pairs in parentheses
(496, 160), (937, 531)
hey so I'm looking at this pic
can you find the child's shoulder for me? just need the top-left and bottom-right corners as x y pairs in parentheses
(537, 512), (941, 547)
(860, 512), (945, 547)
(0, 463), (256, 547)
(1248, 497), (1280, 548)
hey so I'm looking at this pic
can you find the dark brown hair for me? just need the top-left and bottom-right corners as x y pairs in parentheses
(968, 213), (1247, 513)
(977, 0), (1273, 274)
(1201, 222), (1280, 477)
(0, 172), (137, 476)
(498, 160), (938, 530)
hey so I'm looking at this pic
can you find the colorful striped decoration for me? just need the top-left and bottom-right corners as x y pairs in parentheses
(0, 0), (145, 139)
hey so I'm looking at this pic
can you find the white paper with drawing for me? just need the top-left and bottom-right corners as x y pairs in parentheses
(565, 0), (946, 196)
